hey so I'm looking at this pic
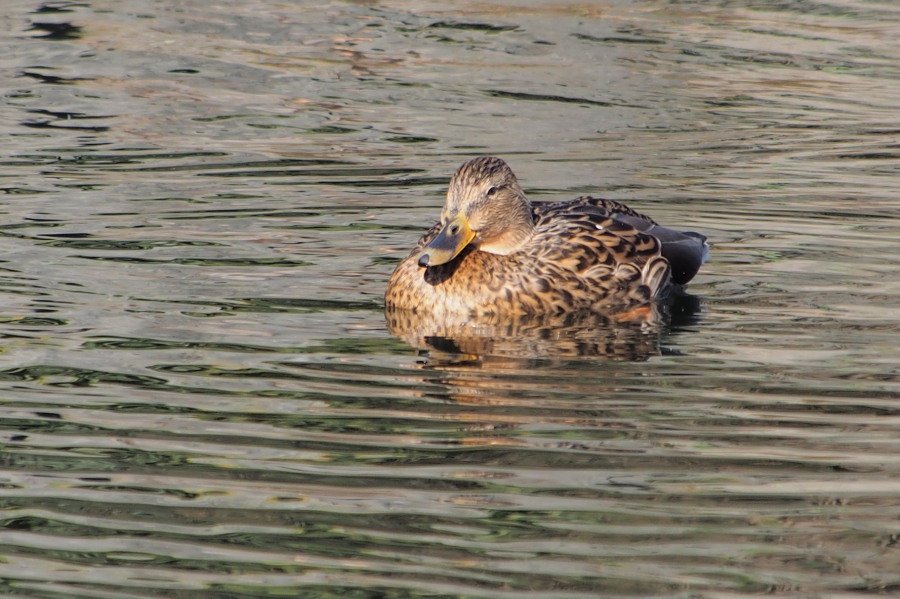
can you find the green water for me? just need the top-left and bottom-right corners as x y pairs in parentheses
(0, 0), (897, 597)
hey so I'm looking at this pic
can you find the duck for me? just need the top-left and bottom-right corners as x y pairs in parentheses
(385, 156), (708, 317)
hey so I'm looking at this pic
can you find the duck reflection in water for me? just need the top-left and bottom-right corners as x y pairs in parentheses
(385, 156), (708, 363)
(386, 294), (702, 365)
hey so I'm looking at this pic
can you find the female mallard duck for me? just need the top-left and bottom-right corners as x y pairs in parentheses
(385, 156), (707, 317)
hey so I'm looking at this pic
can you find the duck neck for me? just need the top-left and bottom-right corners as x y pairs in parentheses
(474, 197), (534, 256)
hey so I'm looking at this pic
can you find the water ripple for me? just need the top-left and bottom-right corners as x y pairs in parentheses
(0, 0), (898, 597)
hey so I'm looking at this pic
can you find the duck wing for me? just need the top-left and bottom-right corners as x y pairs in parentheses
(612, 214), (709, 285)
(532, 196), (707, 292)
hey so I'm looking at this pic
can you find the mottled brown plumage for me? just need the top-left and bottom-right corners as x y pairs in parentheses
(385, 156), (707, 318)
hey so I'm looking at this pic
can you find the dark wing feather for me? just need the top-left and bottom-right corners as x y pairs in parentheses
(532, 196), (662, 275)
(534, 196), (708, 287)
(528, 196), (669, 307)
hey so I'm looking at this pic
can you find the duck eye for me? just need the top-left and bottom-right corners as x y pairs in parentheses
(486, 186), (498, 197)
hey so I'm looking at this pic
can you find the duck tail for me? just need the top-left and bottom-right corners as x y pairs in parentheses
(653, 228), (709, 286)
(610, 214), (708, 287)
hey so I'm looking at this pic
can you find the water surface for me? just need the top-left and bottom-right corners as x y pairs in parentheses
(0, 0), (898, 597)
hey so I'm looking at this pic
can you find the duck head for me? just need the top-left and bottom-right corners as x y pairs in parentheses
(417, 156), (535, 267)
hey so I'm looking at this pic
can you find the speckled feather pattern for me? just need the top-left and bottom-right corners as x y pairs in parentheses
(386, 195), (674, 317)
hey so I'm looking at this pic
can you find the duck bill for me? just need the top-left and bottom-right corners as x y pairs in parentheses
(417, 214), (475, 267)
